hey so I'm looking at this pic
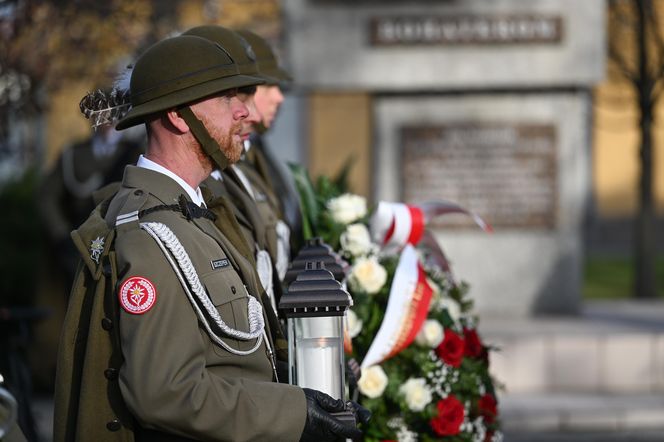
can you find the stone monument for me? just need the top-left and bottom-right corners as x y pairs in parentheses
(282, 0), (606, 316)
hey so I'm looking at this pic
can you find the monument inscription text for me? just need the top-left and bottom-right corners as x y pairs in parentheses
(401, 123), (557, 228)
(370, 15), (563, 46)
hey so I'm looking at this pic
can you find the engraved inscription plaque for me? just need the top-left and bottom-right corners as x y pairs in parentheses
(370, 15), (563, 46)
(401, 123), (557, 229)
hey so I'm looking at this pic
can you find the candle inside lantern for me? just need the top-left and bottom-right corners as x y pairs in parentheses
(290, 316), (345, 400)
(281, 258), (352, 410)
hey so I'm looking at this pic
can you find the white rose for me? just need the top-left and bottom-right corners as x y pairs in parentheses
(415, 319), (444, 348)
(340, 223), (374, 258)
(437, 297), (461, 323)
(346, 309), (363, 338)
(349, 257), (387, 295)
(399, 377), (433, 412)
(358, 365), (388, 399)
(327, 194), (367, 225)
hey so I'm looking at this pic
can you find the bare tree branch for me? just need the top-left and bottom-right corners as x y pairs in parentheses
(607, 0), (640, 84)
(645, 0), (664, 84)
(609, 43), (639, 84)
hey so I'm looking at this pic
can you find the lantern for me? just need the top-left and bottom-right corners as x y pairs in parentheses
(284, 237), (346, 286)
(280, 261), (351, 401)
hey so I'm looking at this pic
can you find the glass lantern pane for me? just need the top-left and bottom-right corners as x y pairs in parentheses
(292, 316), (345, 400)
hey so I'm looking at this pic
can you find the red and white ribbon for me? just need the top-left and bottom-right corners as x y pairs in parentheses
(370, 202), (425, 249)
(370, 200), (493, 251)
(360, 245), (433, 368)
(418, 200), (493, 233)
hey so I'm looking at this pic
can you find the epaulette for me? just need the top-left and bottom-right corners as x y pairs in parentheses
(70, 187), (148, 278)
(112, 188), (216, 235)
(113, 189), (149, 232)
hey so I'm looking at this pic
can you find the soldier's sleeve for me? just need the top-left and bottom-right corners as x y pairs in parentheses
(114, 227), (307, 442)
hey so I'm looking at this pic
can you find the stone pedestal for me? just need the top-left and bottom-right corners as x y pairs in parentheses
(374, 94), (591, 315)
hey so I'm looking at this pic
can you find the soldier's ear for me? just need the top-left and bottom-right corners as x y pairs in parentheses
(165, 109), (190, 134)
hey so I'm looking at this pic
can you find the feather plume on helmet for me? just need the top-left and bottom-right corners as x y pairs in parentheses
(78, 65), (133, 129)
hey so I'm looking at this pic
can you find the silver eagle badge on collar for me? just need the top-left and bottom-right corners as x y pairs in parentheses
(89, 236), (105, 264)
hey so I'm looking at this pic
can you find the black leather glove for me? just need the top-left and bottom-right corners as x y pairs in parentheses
(300, 388), (362, 442)
(346, 358), (361, 402)
(346, 400), (371, 426)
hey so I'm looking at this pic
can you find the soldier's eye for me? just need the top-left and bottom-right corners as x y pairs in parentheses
(238, 85), (256, 96)
(223, 88), (238, 99)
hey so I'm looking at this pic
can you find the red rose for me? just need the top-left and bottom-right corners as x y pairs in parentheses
(484, 430), (494, 442)
(430, 395), (465, 436)
(478, 394), (498, 425)
(463, 327), (483, 358)
(435, 328), (465, 367)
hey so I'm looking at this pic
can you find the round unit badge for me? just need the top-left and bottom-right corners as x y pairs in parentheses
(119, 276), (157, 314)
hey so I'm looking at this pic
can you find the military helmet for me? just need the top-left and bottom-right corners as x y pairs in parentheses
(116, 35), (264, 130)
(235, 30), (292, 84)
(183, 25), (280, 84)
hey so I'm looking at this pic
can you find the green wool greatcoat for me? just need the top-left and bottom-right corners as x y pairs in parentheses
(201, 175), (259, 260)
(221, 166), (281, 270)
(54, 166), (306, 442)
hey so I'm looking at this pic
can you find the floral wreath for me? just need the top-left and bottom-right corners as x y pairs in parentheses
(289, 165), (502, 442)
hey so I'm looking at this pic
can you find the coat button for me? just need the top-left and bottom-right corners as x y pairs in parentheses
(106, 419), (121, 431)
(104, 368), (118, 380)
(101, 318), (113, 330)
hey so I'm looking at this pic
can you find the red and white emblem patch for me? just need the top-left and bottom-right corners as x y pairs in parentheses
(118, 276), (157, 314)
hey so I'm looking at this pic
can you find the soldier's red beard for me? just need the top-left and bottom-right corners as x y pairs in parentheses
(193, 115), (244, 171)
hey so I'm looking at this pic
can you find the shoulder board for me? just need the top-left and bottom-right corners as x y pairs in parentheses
(113, 188), (149, 232)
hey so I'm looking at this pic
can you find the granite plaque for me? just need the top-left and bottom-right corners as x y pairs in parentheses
(401, 123), (557, 229)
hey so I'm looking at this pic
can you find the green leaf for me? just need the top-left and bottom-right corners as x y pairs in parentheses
(288, 162), (319, 239)
(332, 155), (355, 192)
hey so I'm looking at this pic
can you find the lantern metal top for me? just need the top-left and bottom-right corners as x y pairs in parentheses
(284, 237), (346, 284)
(280, 261), (351, 318)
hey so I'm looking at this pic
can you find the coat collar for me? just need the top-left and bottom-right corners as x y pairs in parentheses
(122, 165), (193, 205)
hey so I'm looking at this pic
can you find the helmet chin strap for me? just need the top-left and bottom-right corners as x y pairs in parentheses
(178, 106), (230, 171)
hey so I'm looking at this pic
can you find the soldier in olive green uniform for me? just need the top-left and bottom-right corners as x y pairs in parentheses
(194, 26), (297, 286)
(236, 29), (304, 253)
(54, 34), (365, 441)
(183, 25), (288, 313)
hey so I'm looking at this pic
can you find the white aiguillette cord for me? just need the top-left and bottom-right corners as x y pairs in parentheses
(140, 221), (264, 356)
